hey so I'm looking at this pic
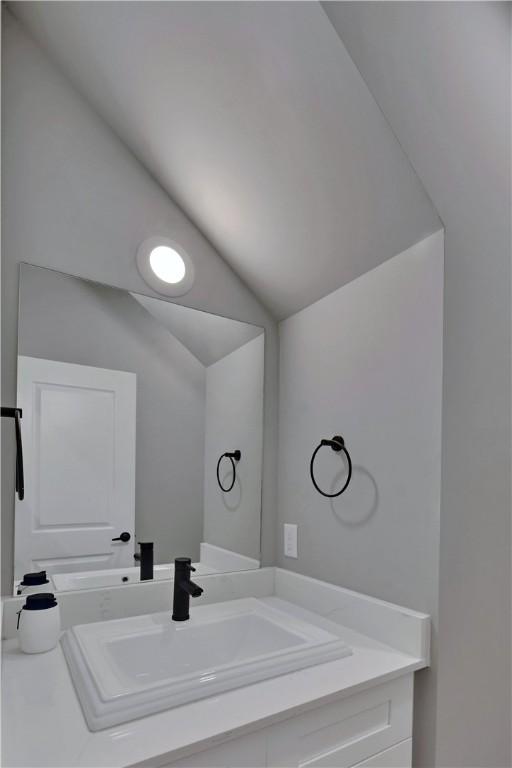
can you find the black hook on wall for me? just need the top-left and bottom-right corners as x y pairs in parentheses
(1, 407), (24, 500)
(310, 435), (352, 498)
(216, 450), (241, 493)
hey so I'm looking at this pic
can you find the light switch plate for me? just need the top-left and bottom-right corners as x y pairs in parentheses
(284, 523), (298, 558)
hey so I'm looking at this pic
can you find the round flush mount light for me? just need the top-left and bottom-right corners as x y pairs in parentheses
(136, 236), (195, 297)
(149, 246), (186, 284)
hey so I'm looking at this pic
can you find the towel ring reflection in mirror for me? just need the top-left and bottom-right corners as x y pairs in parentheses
(216, 450), (241, 493)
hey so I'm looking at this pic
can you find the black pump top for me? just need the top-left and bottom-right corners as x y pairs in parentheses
(23, 593), (57, 610)
(20, 571), (49, 587)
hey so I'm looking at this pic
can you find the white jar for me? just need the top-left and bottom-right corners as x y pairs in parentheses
(17, 593), (61, 654)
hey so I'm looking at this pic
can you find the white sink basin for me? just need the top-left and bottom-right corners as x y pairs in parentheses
(62, 597), (352, 731)
(52, 561), (215, 591)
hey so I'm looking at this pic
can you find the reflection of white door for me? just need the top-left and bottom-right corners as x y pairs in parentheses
(14, 356), (136, 579)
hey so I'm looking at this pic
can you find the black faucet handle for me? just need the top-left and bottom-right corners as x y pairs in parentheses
(189, 565), (196, 572)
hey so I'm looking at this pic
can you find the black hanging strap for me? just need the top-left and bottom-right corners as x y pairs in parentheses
(2, 407), (24, 500)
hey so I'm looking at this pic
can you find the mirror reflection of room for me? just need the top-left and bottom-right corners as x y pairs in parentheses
(13, 264), (264, 593)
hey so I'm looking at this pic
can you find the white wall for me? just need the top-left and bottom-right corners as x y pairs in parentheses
(277, 232), (443, 609)
(277, 232), (443, 761)
(322, 6), (511, 765)
(1, 11), (278, 593)
(203, 335), (264, 560)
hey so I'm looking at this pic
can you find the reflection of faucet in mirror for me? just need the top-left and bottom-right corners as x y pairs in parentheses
(134, 542), (154, 581)
(172, 558), (203, 621)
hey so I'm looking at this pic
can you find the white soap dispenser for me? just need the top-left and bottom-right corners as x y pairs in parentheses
(15, 570), (50, 596)
(17, 593), (61, 654)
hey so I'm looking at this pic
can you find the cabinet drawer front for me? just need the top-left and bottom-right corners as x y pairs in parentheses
(349, 738), (412, 767)
(161, 732), (266, 768)
(266, 676), (413, 768)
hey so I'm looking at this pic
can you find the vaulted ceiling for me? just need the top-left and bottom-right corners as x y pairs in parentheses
(10, 1), (440, 319)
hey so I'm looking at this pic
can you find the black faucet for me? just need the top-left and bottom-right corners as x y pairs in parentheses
(172, 557), (203, 621)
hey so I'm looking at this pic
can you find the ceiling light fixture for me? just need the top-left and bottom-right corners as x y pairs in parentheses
(149, 246), (186, 284)
(136, 237), (195, 297)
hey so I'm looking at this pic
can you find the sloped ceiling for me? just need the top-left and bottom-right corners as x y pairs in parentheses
(131, 293), (263, 367)
(10, 1), (440, 319)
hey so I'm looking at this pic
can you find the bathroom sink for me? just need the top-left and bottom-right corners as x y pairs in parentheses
(52, 561), (215, 591)
(62, 597), (352, 730)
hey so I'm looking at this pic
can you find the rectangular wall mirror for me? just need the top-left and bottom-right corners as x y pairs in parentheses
(11, 264), (264, 593)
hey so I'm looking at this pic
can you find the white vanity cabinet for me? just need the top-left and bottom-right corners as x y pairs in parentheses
(1, 568), (429, 768)
(162, 675), (413, 768)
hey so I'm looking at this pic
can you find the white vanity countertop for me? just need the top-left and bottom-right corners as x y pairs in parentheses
(2, 590), (427, 768)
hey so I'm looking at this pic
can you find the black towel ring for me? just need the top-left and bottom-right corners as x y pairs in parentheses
(216, 450), (241, 493)
(310, 435), (352, 498)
